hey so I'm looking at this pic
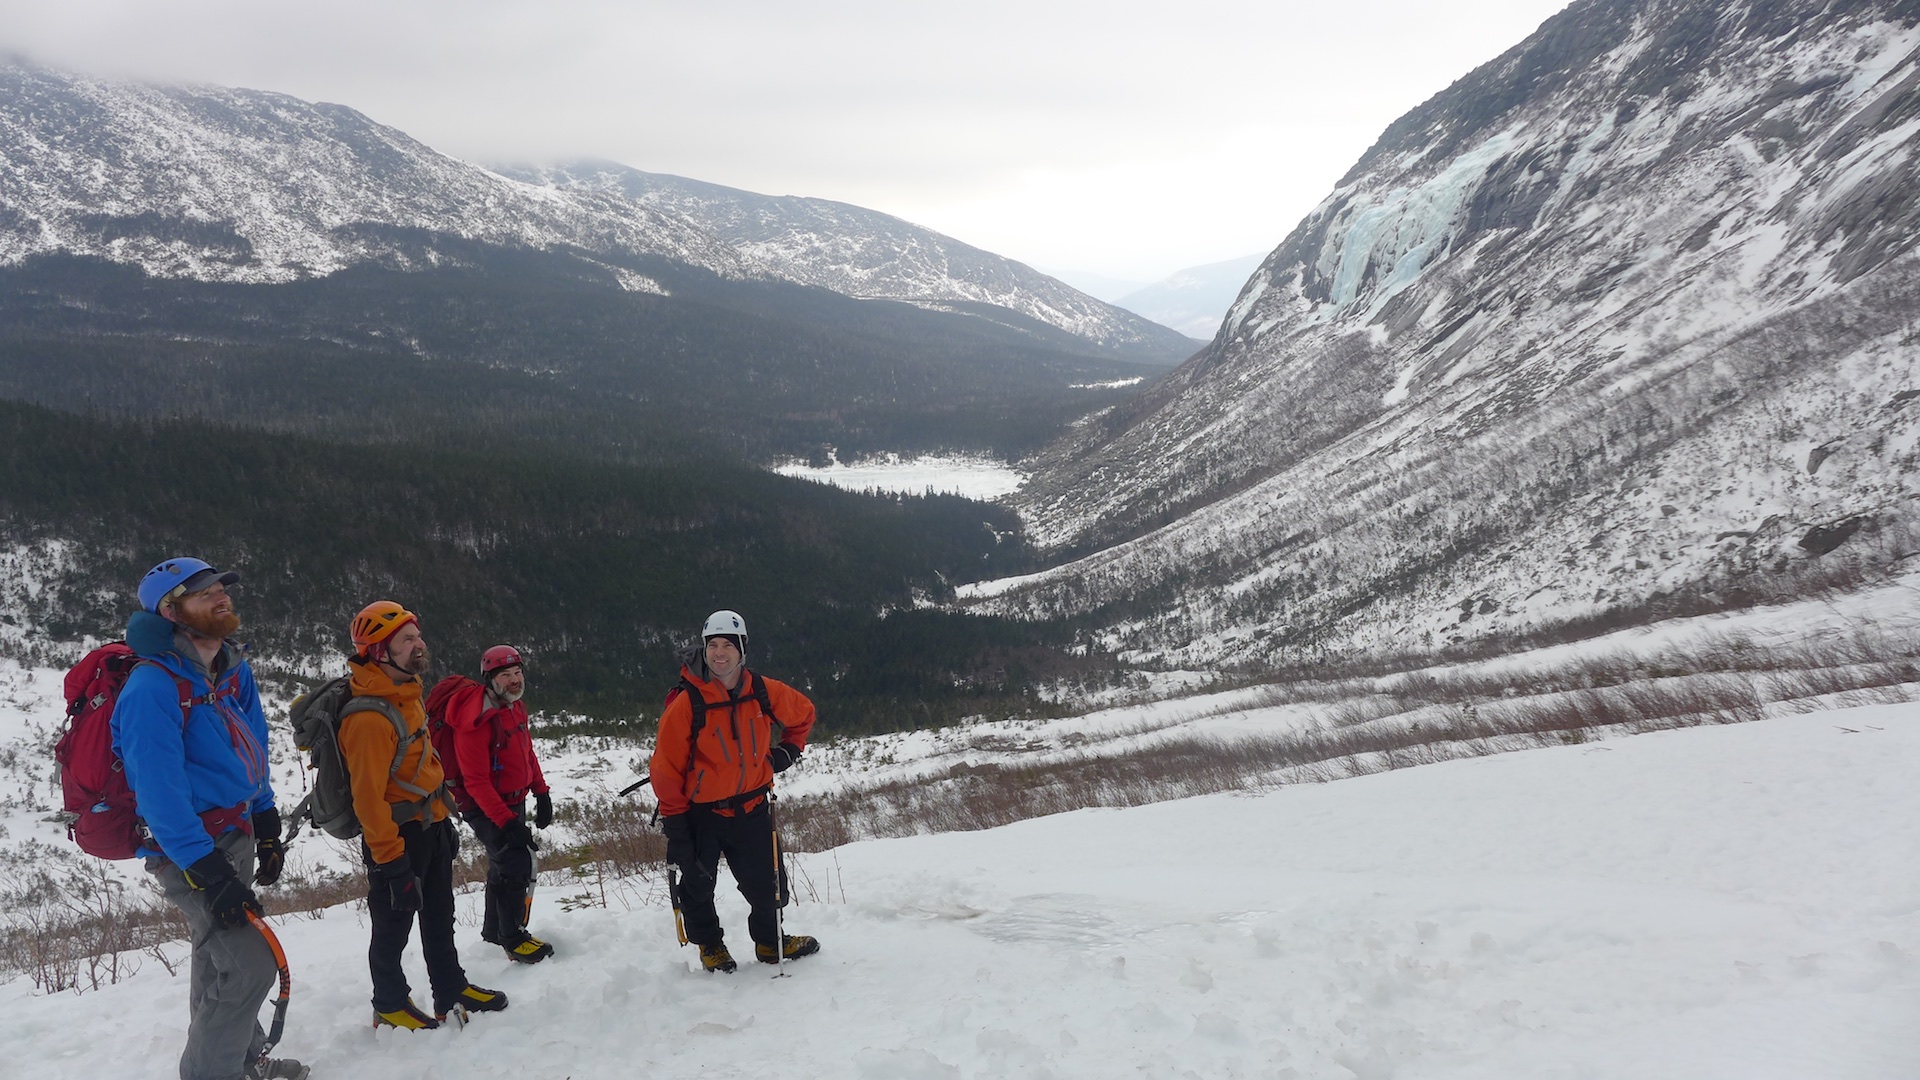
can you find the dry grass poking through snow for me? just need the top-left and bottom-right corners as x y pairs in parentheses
(0, 840), (491, 995)
(561, 626), (1920, 863)
(7, 625), (1917, 992)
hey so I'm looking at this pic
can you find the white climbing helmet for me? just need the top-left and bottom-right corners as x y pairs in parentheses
(701, 609), (747, 644)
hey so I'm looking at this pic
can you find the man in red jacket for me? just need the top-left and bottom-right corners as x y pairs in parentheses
(650, 610), (818, 973)
(445, 645), (554, 964)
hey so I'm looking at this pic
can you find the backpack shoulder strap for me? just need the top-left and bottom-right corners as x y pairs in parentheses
(132, 658), (200, 725)
(748, 672), (778, 727)
(322, 694), (448, 829)
(677, 678), (709, 800)
(679, 678), (710, 731)
(342, 696), (431, 792)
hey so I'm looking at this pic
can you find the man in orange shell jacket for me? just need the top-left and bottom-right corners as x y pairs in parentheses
(650, 609), (819, 973)
(342, 601), (507, 1029)
(442, 644), (554, 964)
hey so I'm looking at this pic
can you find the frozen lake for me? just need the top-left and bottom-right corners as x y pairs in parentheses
(772, 453), (1026, 499)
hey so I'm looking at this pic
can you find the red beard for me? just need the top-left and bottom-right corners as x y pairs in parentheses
(176, 607), (241, 640)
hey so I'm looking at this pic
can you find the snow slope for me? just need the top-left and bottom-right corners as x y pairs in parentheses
(5, 704), (1916, 1079)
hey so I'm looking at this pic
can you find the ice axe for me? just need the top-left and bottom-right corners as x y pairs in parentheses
(246, 911), (291, 1066)
(667, 866), (689, 947)
(769, 792), (790, 979)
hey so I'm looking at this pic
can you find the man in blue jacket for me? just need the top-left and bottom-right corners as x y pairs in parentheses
(112, 557), (307, 1080)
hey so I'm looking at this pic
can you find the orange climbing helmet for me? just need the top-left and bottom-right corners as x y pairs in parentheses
(350, 600), (419, 660)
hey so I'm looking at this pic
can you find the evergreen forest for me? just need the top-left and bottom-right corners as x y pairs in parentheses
(0, 249), (1175, 464)
(0, 400), (1113, 735)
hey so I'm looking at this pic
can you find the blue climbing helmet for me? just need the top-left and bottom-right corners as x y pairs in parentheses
(138, 557), (240, 614)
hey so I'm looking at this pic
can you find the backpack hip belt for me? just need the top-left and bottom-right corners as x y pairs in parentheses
(692, 783), (771, 815)
(390, 781), (454, 825)
(197, 801), (253, 839)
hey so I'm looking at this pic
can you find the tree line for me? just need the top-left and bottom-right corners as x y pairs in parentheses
(0, 400), (1112, 735)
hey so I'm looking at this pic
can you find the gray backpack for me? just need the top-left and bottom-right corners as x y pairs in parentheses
(285, 675), (444, 841)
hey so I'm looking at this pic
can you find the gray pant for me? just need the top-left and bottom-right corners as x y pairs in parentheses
(147, 829), (275, 1080)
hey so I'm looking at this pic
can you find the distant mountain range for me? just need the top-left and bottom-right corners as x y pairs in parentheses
(0, 57), (1190, 363)
(977, 0), (1920, 664)
(495, 161), (1197, 357)
(0, 58), (745, 281)
(0, 56), (1195, 463)
(1113, 254), (1267, 339)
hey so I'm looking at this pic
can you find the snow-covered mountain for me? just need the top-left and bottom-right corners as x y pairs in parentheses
(0, 57), (748, 283)
(496, 161), (1200, 359)
(1113, 253), (1266, 338)
(983, 0), (1920, 664)
(0, 57), (1191, 361)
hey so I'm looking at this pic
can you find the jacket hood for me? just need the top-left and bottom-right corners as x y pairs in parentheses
(125, 609), (241, 683)
(126, 609), (180, 657)
(676, 643), (712, 683)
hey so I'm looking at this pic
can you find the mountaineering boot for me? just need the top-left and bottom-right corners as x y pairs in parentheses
(504, 934), (554, 964)
(756, 934), (821, 964)
(438, 983), (509, 1020)
(699, 942), (738, 973)
(374, 999), (441, 1030)
(249, 1059), (312, 1080)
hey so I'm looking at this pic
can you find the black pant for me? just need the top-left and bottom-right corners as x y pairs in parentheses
(463, 803), (535, 946)
(363, 818), (468, 1013)
(678, 799), (787, 949)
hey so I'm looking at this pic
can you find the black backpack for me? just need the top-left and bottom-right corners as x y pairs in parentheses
(284, 675), (442, 841)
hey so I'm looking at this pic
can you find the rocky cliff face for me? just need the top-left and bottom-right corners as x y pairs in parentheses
(977, 0), (1920, 663)
(499, 161), (1200, 361)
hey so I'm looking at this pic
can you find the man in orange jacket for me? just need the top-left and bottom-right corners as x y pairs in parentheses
(650, 609), (819, 973)
(343, 601), (508, 1029)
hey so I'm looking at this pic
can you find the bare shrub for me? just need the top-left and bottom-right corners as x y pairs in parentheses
(0, 843), (183, 994)
(262, 864), (368, 919)
(561, 796), (666, 879)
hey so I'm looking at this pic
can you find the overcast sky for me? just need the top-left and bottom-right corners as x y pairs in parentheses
(2, 0), (1573, 283)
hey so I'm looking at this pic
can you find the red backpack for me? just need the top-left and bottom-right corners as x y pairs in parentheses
(425, 674), (499, 813)
(55, 642), (213, 859)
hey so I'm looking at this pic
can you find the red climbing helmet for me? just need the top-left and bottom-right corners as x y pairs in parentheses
(481, 644), (524, 677)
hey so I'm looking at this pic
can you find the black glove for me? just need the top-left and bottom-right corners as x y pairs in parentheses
(769, 743), (803, 773)
(661, 813), (696, 872)
(183, 851), (260, 930)
(250, 808), (285, 886)
(251, 807), (282, 843)
(375, 856), (420, 915)
(499, 816), (535, 849)
(253, 837), (286, 887)
(533, 791), (553, 830)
